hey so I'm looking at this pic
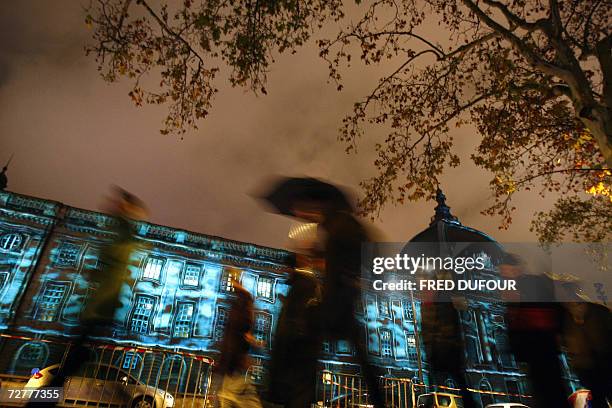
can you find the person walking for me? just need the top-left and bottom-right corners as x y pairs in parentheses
(217, 273), (263, 408)
(499, 254), (570, 408)
(561, 282), (612, 408)
(25, 186), (147, 408)
(257, 176), (386, 408)
(418, 269), (478, 408)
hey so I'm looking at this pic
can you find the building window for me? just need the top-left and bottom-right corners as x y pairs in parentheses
(337, 340), (351, 354)
(220, 268), (240, 292)
(466, 335), (481, 364)
(122, 352), (142, 371)
(254, 312), (272, 347)
(408, 349), (418, 365)
(214, 307), (228, 341)
(173, 302), (195, 338)
(55, 242), (81, 267)
(182, 264), (201, 287)
(248, 365), (266, 384)
(0, 271), (9, 291)
(322, 341), (332, 354)
(494, 328), (515, 367)
(378, 299), (390, 318)
(0, 233), (24, 252)
(405, 332), (418, 364)
(130, 295), (155, 334)
(256, 276), (274, 300)
(142, 257), (164, 281)
(479, 379), (494, 406)
(380, 329), (393, 358)
(13, 343), (48, 375)
(36, 282), (69, 321)
(159, 356), (186, 390)
(505, 380), (520, 397)
(403, 301), (414, 321)
(405, 333), (416, 348)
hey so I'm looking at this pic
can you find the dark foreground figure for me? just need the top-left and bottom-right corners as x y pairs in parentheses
(562, 289), (612, 408)
(260, 176), (385, 408)
(266, 268), (321, 407)
(25, 187), (145, 408)
(314, 209), (386, 408)
(500, 256), (570, 408)
(217, 278), (263, 408)
(419, 280), (479, 408)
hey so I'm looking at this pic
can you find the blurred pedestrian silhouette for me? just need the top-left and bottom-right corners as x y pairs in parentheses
(258, 176), (385, 408)
(499, 254), (570, 408)
(560, 282), (612, 408)
(266, 222), (322, 407)
(217, 271), (263, 408)
(80, 187), (147, 329)
(26, 186), (147, 407)
(418, 269), (478, 408)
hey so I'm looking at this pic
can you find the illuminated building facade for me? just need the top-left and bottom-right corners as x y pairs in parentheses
(0, 191), (292, 384)
(0, 190), (575, 404)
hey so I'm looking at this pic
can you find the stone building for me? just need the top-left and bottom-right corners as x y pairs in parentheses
(0, 191), (292, 387)
(0, 189), (574, 405)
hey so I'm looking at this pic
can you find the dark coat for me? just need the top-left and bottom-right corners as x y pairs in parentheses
(562, 302), (612, 380)
(218, 286), (254, 376)
(318, 211), (368, 338)
(266, 270), (320, 403)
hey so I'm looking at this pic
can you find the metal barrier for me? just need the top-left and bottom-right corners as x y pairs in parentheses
(317, 371), (370, 407)
(316, 370), (532, 408)
(0, 333), (214, 408)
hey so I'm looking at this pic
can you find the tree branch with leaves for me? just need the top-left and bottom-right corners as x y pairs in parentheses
(86, 0), (611, 242)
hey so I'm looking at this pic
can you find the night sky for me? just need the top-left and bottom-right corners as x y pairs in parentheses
(0, 1), (558, 249)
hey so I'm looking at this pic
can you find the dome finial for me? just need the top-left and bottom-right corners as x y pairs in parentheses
(430, 188), (459, 226)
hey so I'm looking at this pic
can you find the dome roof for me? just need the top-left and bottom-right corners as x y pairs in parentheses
(404, 189), (504, 261)
(410, 189), (498, 243)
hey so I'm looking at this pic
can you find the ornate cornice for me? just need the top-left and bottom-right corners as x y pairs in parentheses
(1, 191), (294, 270)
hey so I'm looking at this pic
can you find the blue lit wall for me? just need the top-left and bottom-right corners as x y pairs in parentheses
(0, 190), (562, 404)
(0, 192), (293, 377)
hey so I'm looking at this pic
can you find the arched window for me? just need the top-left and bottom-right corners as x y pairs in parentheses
(479, 378), (495, 406)
(493, 328), (515, 367)
(159, 355), (186, 392)
(12, 342), (49, 375)
(445, 378), (458, 390)
(0, 233), (24, 252)
(120, 351), (143, 375)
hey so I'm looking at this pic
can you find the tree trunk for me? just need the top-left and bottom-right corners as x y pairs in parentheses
(579, 105), (612, 169)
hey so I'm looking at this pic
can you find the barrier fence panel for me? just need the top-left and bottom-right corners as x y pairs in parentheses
(315, 370), (532, 408)
(1, 334), (533, 408)
(316, 371), (415, 408)
(0, 333), (214, 408)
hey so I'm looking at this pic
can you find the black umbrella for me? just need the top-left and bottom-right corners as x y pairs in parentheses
(257, 176), (353, 216)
